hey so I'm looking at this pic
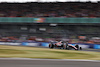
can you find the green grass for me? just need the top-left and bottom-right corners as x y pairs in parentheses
(0, 45), (100, 60)
(0, 49), (26, 54)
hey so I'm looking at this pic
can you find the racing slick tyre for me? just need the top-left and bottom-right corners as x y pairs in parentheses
(49, 43), (54, 49)
(80, 47), (82, 50)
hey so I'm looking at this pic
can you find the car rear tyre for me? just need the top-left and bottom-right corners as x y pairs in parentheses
(49, 43), (54, 49)
(80, 47), (82, 50)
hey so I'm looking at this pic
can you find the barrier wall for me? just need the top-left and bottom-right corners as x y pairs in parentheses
(0, 42), (21, 45)
(22, 42), (40, 46)
(0, 17), (100, 23)
(0, 42), (100, 49)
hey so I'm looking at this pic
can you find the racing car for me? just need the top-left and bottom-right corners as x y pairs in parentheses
(49, 41), (82, 50)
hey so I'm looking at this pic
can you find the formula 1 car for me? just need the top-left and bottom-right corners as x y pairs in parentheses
(49, 41), (82, 50)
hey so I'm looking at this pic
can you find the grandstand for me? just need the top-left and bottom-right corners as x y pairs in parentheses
(0, 2), (100, 17)
(0, 2), (100, 44)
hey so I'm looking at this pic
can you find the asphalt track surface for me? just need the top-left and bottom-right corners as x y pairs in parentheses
(29, 46), (100, 52)
(0, 58), (100, 67)
(2, 45), (100, 52)
(26, 46), (100, 52)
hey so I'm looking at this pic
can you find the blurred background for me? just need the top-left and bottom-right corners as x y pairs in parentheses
(0, 1), (100, 48)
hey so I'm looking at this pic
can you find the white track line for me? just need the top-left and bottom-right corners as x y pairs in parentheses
(0, 58), (100, 62)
